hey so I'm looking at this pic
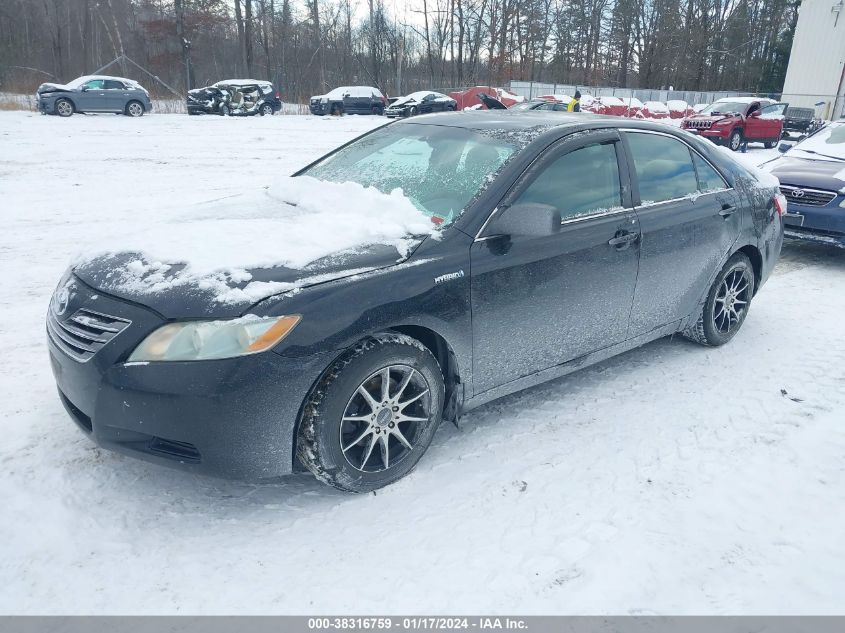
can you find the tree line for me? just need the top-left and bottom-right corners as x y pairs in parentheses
(0, 0), (799, 101)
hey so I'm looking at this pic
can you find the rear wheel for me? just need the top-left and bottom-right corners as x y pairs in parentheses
(297, 333), (444, 492)
(260, 103), (274, 116)
(684, 253), (755, 347)
(125, 101), (144, 117)
(220, 104), (231, 116)
(55, 99), (73, 117)
(728, 129), (743, 151)
(764, 140), (776, 149)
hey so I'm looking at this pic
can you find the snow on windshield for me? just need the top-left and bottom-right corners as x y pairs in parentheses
(75, 176), (435, 304)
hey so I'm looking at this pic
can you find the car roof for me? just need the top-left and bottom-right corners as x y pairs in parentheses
(394, 109), (688, 136)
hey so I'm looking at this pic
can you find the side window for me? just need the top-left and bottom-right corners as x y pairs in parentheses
(691, 153), (728, 192)
(759, 103), (787, 119)
(83, 79), (105, 90)
(103, 80), (125, 90)
(626, 132), (699, 203)
(515, 142), (623, 221)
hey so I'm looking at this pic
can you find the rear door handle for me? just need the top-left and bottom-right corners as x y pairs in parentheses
(719, 204), (737, 217)
(608, 231), (639, 249)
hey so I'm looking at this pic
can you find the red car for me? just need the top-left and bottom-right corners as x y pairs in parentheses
(681, 98), (788, 151)
(595, 96), (628, 117)
(642, 101), (670, 119)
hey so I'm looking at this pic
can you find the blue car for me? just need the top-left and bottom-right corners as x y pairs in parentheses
(37, 75), (152, 117)
(764, 121), (845, 247)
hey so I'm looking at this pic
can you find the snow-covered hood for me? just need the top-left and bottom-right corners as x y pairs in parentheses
(70, 177), (436, 318)
(685, 113), (739, 123)
(37, 82), (73, 94)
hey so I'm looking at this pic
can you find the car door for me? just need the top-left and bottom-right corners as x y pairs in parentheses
(102, 79), (128, 111)
(470, 130), (641, 393)
(622, 130), (741, 337)
(76, 79), (106, 110)
(757, 102), (789, 140)
(420, 94), (436, 113)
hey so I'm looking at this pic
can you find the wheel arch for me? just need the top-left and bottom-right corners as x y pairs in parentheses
(55, 96), (76, 114)
(290, 324), (465, 472)
(735, 243), (763, 295)
(125, 99), (145, 114)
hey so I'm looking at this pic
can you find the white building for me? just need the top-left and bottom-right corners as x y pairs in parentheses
(781, 0), (845, 119)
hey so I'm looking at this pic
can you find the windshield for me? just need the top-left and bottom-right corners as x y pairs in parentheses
(303, 124), (517, 227)
(791, 124), (845, 161)
(701, 101), (749, 115)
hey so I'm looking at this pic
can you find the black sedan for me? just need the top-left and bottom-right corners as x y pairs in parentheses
(385, 91), (457, 118)
(763, 121), (845, 247)
(47, 112), (784, 492)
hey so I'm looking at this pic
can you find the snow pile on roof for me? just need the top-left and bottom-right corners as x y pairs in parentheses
(319, 86), (383, 99)
(64, 75), (147, 92)
(667, 100), (689, 112)
(643, 101), (669, 112)
(77, 176), (435, 303)
(497, 88), (525, 103)
(538, 93), (572, 103)
(625, 97), (644, 108)
(598, 96), (625, 106)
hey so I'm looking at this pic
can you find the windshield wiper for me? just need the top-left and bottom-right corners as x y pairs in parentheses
(794, 148), (845, 162)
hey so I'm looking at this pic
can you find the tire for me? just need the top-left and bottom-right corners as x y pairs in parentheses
(220, 104), (231, 116)
(330, 103), (342, 116)
(409, 106), (419, 117)
(260, 103), (274, 116)
(125, 101), (144, 117)
(55, 98), (74, 117)
(297, 333), (445, 493)
(728, 129), (743, 151)
(684, 252), (756, 347)
(764, 140), (776, 149)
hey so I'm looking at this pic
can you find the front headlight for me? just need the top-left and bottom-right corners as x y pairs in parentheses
(128, 315), (301, 362)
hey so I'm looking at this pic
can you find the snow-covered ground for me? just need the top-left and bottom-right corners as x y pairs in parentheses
(1, 111), (844, 615)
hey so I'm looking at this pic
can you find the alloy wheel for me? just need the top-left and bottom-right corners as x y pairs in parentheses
(713, 267), (751, 334)
(339, 364), (433, 473)
(56, 100), (73, 117)
(127, 102), (143, 117)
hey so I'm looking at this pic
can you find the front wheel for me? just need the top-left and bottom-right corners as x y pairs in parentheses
(728, 129), (743, 151)
(219, 104), (231, 116)
(297, 333), (445, 493)
(684, 253), (755, 347)
(409, 106), (419, 117)
(55, 99), (74, 117)
(125, 101), (144, 117)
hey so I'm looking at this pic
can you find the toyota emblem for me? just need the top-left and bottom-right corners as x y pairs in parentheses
(791, 189), (805, 198)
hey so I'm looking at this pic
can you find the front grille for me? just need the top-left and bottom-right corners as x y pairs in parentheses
(779, 184), (837, 207)
(47, 308), (131, 362)
(687, 120), (712, 130)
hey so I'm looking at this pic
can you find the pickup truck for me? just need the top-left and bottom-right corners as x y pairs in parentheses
(681, 97), (788, 151)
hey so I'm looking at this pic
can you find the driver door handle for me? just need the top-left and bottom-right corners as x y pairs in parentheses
(719, 204), (737, 218)
(608, 231), (639, 249)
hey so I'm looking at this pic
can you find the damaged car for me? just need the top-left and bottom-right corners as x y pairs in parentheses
(187, 80), (282, 116)
(47, 112), (784, 493)
(37, 75), (152, 117)
(385, 91), (457, 118)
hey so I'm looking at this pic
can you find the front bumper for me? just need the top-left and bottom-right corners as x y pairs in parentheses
(684, 126), (731, 141)
(782, 196), (845, 236)
(47, 278), (333, 480)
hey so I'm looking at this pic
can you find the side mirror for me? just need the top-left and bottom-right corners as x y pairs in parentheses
(486, 202), (561, 238)
(749, 110), (761, 118)
(80, 86), (89, 92)
(778, 142), (791, 153)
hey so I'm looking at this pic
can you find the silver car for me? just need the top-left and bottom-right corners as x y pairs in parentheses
(37, 75), (152, 117)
